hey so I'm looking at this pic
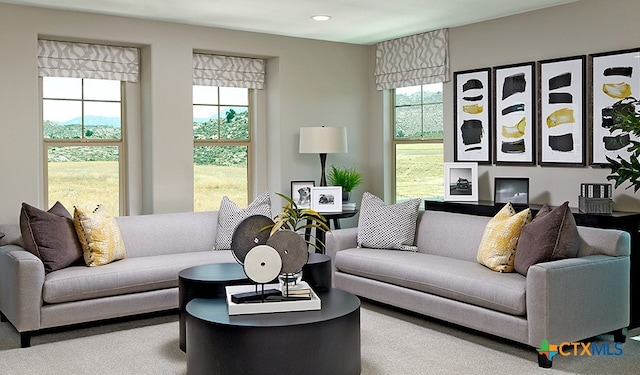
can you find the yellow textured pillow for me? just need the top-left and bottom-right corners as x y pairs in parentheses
(477, 203), (531, 272)
(73, 205), (126, 266)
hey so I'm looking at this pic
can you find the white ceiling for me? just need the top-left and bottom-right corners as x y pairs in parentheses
(1, 0), (578, 45)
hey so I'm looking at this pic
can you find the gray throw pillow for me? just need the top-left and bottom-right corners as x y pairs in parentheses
(357, 192), (421, 251)
(215, 192), (272, 250)
(20, 201), (84, 272)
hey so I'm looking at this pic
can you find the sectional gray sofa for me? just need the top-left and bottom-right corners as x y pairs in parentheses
(326, 209), (630, 367)
(0, 210), (236, 347)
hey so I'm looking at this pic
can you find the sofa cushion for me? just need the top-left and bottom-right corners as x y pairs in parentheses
(357, 192), (420, 251)
(19, 201), (83, 273)
(216, 192), (271, 250)
(43, 250), (237, 304)
(74, 205), (126, 266)
(335, 247), (526, 315)
(477, 203), (531, 272)
(514, 201), (580, 276)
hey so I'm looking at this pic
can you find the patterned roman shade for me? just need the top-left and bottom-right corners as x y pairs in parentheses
(193, 53), (265, 89)
(38, 40), (139, 82)
(374, 28), (449, 90)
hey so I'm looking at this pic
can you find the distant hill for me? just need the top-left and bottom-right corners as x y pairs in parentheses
(61, 116), (120, 127)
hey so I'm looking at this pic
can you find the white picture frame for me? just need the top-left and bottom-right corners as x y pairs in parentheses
(290, 180), (315, 209)
(444, 162), (478, 202)
(310, 186), (342, 212)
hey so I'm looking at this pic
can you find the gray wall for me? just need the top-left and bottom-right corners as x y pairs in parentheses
(1, 0), (640, 226)
(445, 0), (640, 211)
(0, 3), (370, 223)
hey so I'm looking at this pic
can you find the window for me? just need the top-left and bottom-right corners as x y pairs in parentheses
(42, 77), (125, 216)
(193, 86), (251, 211)
(393, 83), (444, 202)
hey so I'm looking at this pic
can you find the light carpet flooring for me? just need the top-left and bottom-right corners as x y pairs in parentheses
(0, 300), (638, 374)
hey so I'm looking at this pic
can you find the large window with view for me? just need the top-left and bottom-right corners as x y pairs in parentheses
(193, 86), (250, 211)
(42, 77), (125, 216)
(393, 83), (444, 202)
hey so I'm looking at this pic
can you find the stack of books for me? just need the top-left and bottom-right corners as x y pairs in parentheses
(282, 282), (312, 298)
(342, 202), (357, 211)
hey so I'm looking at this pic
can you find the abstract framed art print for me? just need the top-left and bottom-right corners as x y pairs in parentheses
(454, 68), (492, 164)
(538, 55), (587, 166)
(493, 62), (536, 165)
(590, 48), (640, 165)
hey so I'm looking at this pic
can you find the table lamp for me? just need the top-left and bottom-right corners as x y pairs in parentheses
(299, 126), (348, 186)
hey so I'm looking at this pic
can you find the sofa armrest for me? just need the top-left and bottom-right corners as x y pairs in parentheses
(526, 254), (629, 347)
(0, 245), (45, 332)
(326, 228), (358, 259)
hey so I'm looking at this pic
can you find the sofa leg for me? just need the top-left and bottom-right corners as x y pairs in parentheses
(613, 327), (627, 343)
(20, 332), (31, 348)
(537, 352), (553, 368)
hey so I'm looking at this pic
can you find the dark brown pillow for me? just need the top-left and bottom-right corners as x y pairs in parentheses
(20, 202), (83, 272)
(514, 201), (581, 276)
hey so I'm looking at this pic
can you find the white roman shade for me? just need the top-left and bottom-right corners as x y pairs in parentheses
(38, 40), (139, 82)
(193, 53), (265, 89)
(374, 28), (449, 90)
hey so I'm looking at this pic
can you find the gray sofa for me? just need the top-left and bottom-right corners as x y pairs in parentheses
(326, 209), (630, 367)
(0, 211), (237, 347)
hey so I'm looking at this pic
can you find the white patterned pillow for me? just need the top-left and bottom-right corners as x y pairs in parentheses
(215, 192), (272, 250)
(357, 192), (421, 251)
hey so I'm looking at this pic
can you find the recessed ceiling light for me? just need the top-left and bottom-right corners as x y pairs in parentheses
(311, 15), (331, 21)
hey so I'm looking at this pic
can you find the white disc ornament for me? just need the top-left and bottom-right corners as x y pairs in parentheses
(243, 245), (282, 284)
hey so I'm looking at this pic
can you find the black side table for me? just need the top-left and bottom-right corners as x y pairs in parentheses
(306, 209), (358, 254)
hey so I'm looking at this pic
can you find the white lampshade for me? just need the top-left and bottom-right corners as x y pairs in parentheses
(299, 126), (348, 154)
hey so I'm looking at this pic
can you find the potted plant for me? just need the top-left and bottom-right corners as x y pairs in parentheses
(327, 165), (363, 202)
(265, 193), (330, 252)
(605, 97), (640, 192)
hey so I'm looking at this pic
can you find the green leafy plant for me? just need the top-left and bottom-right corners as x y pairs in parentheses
(264, 193), (330, 252)
(327, 165), (362, 192)
(605, 97), (640, 192)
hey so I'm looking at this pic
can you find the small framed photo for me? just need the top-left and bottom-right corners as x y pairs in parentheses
(444, 162), (478, 202)
(494, 177), (529, 206)
(291, 180), (315, 209)
(311, 186), (342, 212)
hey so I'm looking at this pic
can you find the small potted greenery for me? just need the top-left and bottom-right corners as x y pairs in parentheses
(605, 97), (640, 192)
(265, 193), (330, 252)
(327, 165), (363, 202)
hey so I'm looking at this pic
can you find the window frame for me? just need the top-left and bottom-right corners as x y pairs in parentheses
(391, 84), (444, 203)
(41, 77), (128, 215)
(192, 86), (253, 210)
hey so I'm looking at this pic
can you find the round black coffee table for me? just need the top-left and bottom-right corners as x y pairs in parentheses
(185, 288), (360, 375)
(178, 263), (250, 351)
(178, 254), (332, 352)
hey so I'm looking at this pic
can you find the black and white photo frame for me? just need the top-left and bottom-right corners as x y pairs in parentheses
(590, 48), (640, 165)
(454, 68), (492, 164)
(494, 177), (529, 206)
(493, 62), (536, 165)
(291, 180), (315, 209)
(538, 56), (587, 166)
(444, 162), (478, 202)
(310, 186), (342, 212)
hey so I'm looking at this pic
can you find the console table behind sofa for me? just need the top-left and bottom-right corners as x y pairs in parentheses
(424, 199), (640, 329)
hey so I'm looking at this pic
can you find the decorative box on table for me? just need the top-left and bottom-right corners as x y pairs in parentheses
(578, 196), (613, 214)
